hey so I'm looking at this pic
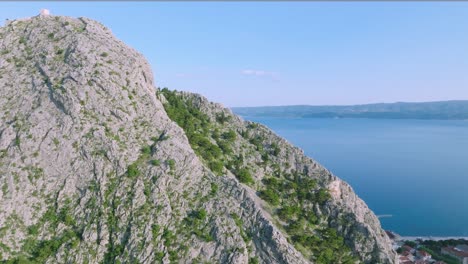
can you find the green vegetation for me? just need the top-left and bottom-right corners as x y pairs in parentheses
(215, 112), (231, 124)
(233, 167), (254, 184)
(277, 205), (300, 221)
(101, 138), (161, 263)
(191, 209), (207, 220)
(258, 173), (355, 263)
(4, 199), (81, 263)
(258, 188), (280, 206)
(403, 240), (417, 248)
(249, 135), (264, 151)
(99, 146), (159, 261)
(159, 88), (356, 263)
(208, 160), (223, 175)
(14, 136), (20, 147)
(248, 257), (259, 264)
(210, 183), (218, 195)
(20, 230), (79, 263)
(167, 159), (176, 171)
(231, 213), (251, 243)
(154, 251), (164, 262)
(161, 88), (236, 177)
(416, 239), (468, 264)
(221, 130), (236, 142)
(127, 162), (140, 178)
(150, 159), (161, 166)
(141, 145), (151, 155)
(161, 89), (260, 184)
(162, 228), (175, 248)
(183, 209), (213, 242)
(52, 138), (59, 147)
(418, 246), (459, 264)
(1, 182), (7, 196)
(271, 142), (280, 156)
(151, 224), (161, 242)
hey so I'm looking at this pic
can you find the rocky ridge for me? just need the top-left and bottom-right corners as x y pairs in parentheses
(0, 14), (396, 263)
(159, 90), (397, 263)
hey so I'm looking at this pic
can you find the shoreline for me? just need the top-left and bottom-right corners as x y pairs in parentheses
(399, 236), (468, 241)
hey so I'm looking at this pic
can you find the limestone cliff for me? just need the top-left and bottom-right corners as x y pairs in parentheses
(0, 14), (396, 263)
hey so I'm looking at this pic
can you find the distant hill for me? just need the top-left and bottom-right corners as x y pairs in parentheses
(232, 101), (468, 120)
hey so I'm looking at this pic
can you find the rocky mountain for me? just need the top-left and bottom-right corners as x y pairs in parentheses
(0, 14), (397, 263)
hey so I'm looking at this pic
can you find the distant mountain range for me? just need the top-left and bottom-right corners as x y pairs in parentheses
(232, 100), (468, 120)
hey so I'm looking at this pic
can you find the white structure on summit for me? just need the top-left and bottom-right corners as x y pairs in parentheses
(4, 9), (50, 26)
(40, 9), (50, 16)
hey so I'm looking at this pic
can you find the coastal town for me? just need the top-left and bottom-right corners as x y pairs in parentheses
(386, 231), (468, 264)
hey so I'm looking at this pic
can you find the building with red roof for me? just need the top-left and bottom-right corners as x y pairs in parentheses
(402, 245), (415, 254)
(416, 250), (431, 261)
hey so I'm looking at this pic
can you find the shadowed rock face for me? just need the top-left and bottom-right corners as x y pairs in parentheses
(0, 15), (396, 263)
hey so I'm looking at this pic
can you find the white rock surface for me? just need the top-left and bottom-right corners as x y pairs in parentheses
(0, 15), (396, 264)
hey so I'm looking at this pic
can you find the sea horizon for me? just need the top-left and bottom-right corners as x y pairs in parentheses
(238, 115), (468, 237)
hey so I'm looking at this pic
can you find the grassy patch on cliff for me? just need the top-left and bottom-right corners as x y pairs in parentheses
(259, 173), (356, 264)
(159, 88), (358, 263)
(160, 88), (244, 179)
(161, 88), (221, 169)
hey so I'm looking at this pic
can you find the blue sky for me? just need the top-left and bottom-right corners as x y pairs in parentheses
(1, 2), (468, 107)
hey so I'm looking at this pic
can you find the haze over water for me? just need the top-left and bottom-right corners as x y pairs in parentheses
(243, 117), (468, 236)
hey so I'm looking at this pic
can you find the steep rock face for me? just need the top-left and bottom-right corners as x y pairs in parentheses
(0, 14), (396, 263)
(0, 15), (306, 264)
(158, 91), (397, 264)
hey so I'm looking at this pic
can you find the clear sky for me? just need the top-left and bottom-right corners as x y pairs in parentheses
(1, 2), (468, 107)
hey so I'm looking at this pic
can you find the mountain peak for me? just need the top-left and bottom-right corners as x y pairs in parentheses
(0, 16), (396, 263)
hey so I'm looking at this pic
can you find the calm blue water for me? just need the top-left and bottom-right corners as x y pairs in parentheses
(245, 117), (468, 236)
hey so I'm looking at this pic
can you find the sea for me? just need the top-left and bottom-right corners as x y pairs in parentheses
(241, 117), (468, 237)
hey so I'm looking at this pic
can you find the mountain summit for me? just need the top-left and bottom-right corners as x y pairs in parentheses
(0, 15), (396, 263)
